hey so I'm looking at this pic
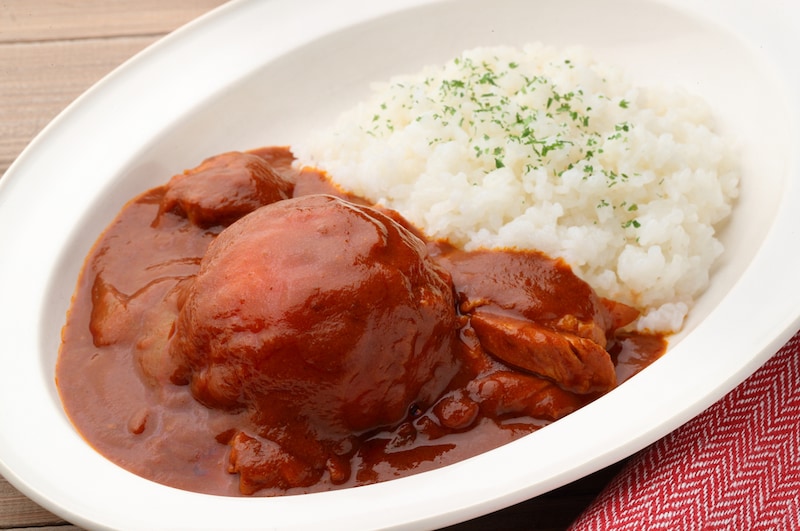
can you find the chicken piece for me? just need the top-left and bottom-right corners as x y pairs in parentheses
(168, 194), (460, 492)
(435, 248), (617, 344)
(89, 274), (131, 347)
(159, 151), (293, 227)
(227, 432), (324, 494)
(469, 370), (585, 420)
(433, 247), (634, 394)
(470, 310), (616, 394)
(601, 297), (641, 331)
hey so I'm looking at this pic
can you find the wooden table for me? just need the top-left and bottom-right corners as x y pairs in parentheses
(0, 2), (626, 528)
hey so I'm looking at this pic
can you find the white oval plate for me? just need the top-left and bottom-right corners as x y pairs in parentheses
(1, 0), (799, 529)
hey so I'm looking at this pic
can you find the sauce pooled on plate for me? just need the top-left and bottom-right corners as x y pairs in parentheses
(57, 147), (665, 496)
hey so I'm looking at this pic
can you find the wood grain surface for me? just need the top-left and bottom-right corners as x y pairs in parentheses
(1, 2), (225, 529)
(0, 1), (624, 529)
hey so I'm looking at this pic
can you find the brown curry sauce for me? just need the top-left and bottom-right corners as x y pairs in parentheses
(56, 147), (665, 496)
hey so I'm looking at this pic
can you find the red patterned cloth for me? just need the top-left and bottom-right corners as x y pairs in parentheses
(570, 329), (800, 530)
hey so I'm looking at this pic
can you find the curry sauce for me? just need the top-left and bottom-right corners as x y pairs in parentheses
(56, 147), (665, 496)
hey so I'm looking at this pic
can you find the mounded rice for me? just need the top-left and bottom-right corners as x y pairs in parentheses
(293, 43), (740, 333)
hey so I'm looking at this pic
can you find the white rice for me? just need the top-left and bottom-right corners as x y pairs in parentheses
(293, 43), (740, 333)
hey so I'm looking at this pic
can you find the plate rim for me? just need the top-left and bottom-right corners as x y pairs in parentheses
(1, 0), (799, 529)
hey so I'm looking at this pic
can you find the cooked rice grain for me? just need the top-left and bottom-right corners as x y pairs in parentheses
(294, 43), (740, 332)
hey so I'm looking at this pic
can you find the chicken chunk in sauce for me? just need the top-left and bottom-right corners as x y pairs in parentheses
(168, 194), (460, 492)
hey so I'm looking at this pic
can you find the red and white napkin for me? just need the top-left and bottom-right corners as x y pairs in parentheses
(570, 328), (800, 530)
